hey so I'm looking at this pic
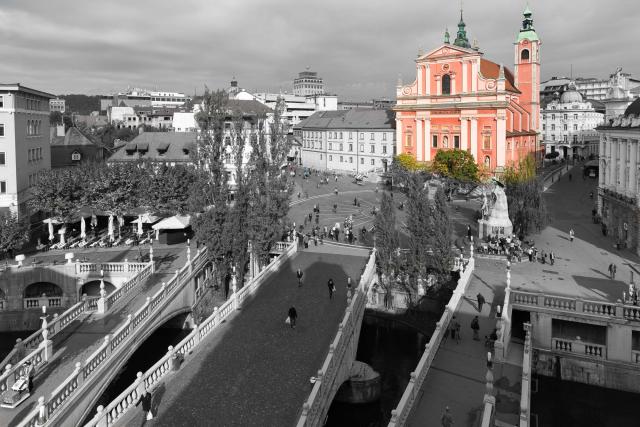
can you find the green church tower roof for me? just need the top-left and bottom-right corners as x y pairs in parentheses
(517, 5), (539, 42)
(453, 9), (471, 48)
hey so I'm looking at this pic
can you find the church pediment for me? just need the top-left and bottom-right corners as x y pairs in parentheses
(420, 44), (478, 61)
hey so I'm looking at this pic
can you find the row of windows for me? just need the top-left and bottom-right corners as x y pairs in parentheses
(28, 170), (44, 187)
(151, 97), (184, 102)
(325, 155), (378, 166)
(28, 147), (43, 162)
(304, 131), (389, 141)
(404, 133), (493, 150)
(549, 114), (580, 120)
(303, 141), (389, 154)
(545, 124), (579, 131)
(27, 120), (42, 136)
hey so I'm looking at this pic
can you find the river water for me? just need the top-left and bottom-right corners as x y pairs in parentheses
(325, 313), (429, 427)
(0, 330), (37, 361)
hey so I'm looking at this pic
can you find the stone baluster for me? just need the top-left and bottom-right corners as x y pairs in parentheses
(36, 395), (48, 425)
(93, 404), (107, 427)
(97, 279), (107, 314)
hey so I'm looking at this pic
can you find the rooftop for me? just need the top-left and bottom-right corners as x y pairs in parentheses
(298, 109), (395, 130)
(0, 83), (55, 99)
(108, 131), (196, 163)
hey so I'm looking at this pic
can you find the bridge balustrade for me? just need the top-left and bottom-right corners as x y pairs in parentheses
(82, 241), (298, 427)
(388, 256), (475, 427)
(297, 248), (377, 427)
(13, 247), (205, 426)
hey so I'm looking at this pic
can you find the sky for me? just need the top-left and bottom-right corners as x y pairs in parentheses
(0, 0), (638, 100)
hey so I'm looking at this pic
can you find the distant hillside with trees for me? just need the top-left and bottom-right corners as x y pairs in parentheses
(59, 94), (102, 115)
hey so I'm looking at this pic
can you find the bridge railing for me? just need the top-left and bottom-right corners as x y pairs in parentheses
(0, 300), (86, 389)
(75, 261), (150, 275)
(13, 247), (207, 427)
(296, 248), (377, 427)
(103, 261), (154, 311)
(83, 241), (298, 427)
(388, 256), (475, 427)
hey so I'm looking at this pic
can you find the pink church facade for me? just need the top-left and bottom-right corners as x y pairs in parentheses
(394, 8), (542, 174)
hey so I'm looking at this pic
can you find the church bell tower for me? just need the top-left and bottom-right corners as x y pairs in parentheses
(514, 6), (541, 130)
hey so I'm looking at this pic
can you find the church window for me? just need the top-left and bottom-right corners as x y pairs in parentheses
(483, 135), (491, 150)
(563, 114), (568, 120)
(443, 136), (449, 148)
(442, 74), (451, 95)
(329, 143), (332, 150)
(454, 135), (460, 149)
(329, 155), (332, 161)
(371, 159), (375, 166)
(405, 135), (412, 147)
(432, 135), (438, 148)
(521, 49), (530, 61)
(349, 143), (353, 152)
(484, 156), (491, 168)
(551, 114), (555, 120)
(360, 157), (364, 164)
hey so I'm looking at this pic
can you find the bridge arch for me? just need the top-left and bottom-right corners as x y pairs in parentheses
(79, 306), (194, 424)
(80, 280), (116, 297)
(24, 282), (63, 298)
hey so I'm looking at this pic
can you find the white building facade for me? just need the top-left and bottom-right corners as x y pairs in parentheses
(299, 109), (395, 175)
(541, 84), (604, 160)
(293, 70), (325, 96)
(49, 98), (66, 113)
(597, 98), (640, 254)
(0, 84), (54, 218)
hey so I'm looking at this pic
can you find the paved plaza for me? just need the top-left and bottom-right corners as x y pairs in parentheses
(118, 245), (370, 427)
(408, 166), (640, 427)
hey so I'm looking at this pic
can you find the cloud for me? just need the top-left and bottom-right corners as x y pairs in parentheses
(0, 0), (638, 99)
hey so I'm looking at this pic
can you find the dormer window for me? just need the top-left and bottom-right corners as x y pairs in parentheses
(137, 142), (149, 153)
(156, 142), (169, 156)
(71, 151), (81, 161)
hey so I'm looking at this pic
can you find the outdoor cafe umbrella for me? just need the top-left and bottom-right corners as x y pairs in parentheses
(108, 215), (114, 242)
(58, 225), (67, 245)
(137, 215), (143, 236)
(80, 217), (86, 239)
(43, 218), (61, 241)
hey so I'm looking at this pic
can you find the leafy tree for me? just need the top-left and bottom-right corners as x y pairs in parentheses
(144, 164), (199, 215)
(405, 174), (432, 301)
(431, 149), (479, 183)
(49, 111), (63, 126)
(429, 186), (453, 283)
(390, 153), (428, 188)
(59, 94), (101, 115)
(374, 192), (400, 291)
(29, 168), (88, 222)
(503, 155), (548, 237)
(0, 212), (29, 258)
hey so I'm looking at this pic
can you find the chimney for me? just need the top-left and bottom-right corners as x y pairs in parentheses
(56, 125), (65, 137)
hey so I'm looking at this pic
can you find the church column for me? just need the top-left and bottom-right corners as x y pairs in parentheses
(496, 114), (507, 168)
(598, 135), (606, 190)
(417, 65), (424, 96)
(461, 117), (468, 150)
(471, 60), (478, 92)
(470, 118), (478, 162)
(416, 117), (423, 161)
(462, 61), (468, 93)
(396, 118), (403, 155)
(611, 139), (619, 190)
(424, 65), (431, 96)
(629, 139), (637, 195)
(451, 73), (457, 96)
(424, 119), (431, 161)
(436, 76), (441, 96)
(620, 139), (628, 194)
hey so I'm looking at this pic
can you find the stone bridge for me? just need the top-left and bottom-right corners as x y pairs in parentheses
(57, 243), (376, 427)
(9, 242), (300, 427)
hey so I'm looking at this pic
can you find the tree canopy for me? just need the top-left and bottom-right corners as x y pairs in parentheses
(431, 149), (479, 183)
(0, 212), (29, 258)
(503, 155), (548, 237)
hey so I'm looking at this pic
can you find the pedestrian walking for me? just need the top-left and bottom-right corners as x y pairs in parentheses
(136, 390), (153, 421)
(528, 247), (533, 262)
(467, 225), (472, 240)
(25, 361), (35, 392)
(477, 293), (485, 313)
(608, 263), (614, 279)
(569, 228), (575, 242)
(549, 251), (555, 266)
(471, 316), (480, 340)
(441, 406), (454, 427)
(328, 278), (336, 299)
(296, 268), (303, 286)
(288, 306), (297, 328)
(346, 276), (352, 298)
(613, 264), (617, 279)
(450, 316), (461, 344)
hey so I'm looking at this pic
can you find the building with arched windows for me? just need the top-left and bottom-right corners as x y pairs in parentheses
(393, 7), (542, 174)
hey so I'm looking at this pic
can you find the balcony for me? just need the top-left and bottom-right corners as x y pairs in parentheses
(552, 337), (606, 359)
